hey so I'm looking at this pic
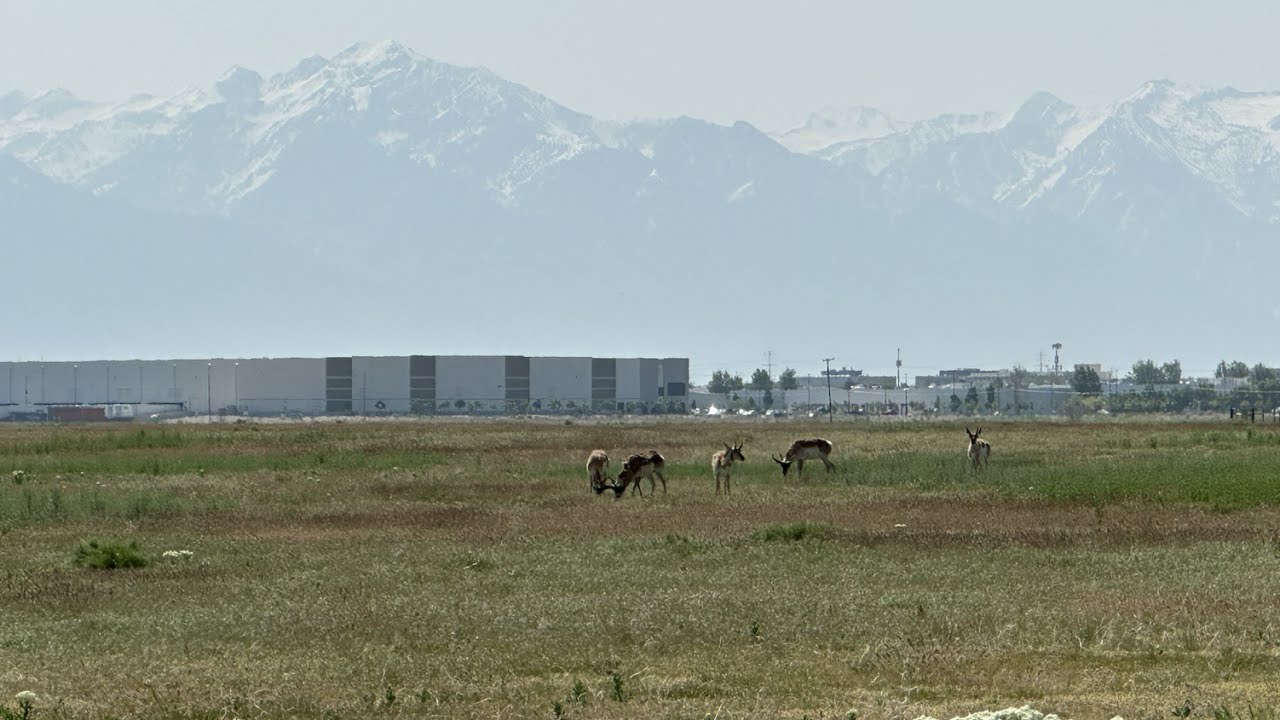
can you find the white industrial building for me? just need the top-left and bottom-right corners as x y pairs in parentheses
(0, 355), (689, 420)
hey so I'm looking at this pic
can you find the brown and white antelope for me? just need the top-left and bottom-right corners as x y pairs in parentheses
(965, 427), (991, 470)
(615, 450), (667, 497)
(712, 440), (746, 495)
(587, 449), (610, 494)
(771, 438), (835, 478)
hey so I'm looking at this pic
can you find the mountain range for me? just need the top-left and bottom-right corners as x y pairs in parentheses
(3, 40), (1278, 375)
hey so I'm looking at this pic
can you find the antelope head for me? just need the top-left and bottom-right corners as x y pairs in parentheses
(724, 440), (746, 463)
(771, 453), (793, 476)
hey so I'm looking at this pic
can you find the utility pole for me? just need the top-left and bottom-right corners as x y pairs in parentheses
(766, 350), (773, 379)
(895, 348), (902, 391)
(1050, 343), (1062, 415)
(823, 357), (835, 423)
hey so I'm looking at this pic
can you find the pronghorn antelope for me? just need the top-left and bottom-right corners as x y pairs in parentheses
(712, 440), (746, 495)
(771, 438), (835, 478)
(616, 450), (667, 497)
(965, 427), (991, 470)
(586, 449), (610, 494)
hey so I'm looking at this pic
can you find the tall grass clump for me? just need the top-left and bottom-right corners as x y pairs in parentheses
(72, 540), (149, 570)
(755, 521), (835, 542)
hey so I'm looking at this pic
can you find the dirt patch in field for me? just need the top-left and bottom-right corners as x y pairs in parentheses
(187, 495), (1280, 548)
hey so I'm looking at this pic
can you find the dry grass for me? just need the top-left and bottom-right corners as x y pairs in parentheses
(3, 418), (1280, 719)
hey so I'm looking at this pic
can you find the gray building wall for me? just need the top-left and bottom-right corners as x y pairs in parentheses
(661, 357), (690, 399)
(0, 355), (691, 419)
(530, 357), (592, 406)
(235, 358), (325, 415)
(436, 356), (506, 410)
(353, 356), (411, 414)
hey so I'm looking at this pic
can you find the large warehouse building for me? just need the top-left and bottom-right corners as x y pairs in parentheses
(0, 355), (690, 420)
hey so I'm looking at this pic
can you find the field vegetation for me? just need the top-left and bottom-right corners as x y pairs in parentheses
(3, 418), (1280, 719)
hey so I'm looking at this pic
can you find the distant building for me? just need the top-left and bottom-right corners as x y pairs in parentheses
(0, 355), (689, 419)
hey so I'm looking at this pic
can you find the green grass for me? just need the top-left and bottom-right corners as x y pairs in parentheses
(3, 418), (1280, 718)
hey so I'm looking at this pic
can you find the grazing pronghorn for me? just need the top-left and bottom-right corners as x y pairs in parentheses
(966, 427), (991, 470)
(586, 449), (610, 494)
(712, 440), (746, 495)
(771, 438), (835, 478)
(616, 450), (667, 496)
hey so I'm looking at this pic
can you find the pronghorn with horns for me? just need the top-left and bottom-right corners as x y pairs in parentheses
(610, 450), (667, 497)
(712, 440), (746, 495)
(771, 438), (835, 478)
(965, 427), (991, 470)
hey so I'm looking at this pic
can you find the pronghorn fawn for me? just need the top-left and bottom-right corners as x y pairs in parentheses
(613, 450), (667, 497)
(586, 449), (610, 494)
(965, 427), (991, 470)
(712, 440), (746, 495)
(771, 438), (835, 478)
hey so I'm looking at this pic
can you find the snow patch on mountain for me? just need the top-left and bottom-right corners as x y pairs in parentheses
(772, 105), (905, 153)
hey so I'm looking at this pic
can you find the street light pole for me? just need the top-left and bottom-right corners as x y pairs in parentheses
(207, 362), (212, 422)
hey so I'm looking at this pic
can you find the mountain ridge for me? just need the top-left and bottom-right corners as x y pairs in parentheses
(3, 41), (1279, 372)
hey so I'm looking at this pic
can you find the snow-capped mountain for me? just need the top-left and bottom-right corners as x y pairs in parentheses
(4, 42), (1280, 368)
(772, 106), (907, 154)
(803, 82), (1280, 229)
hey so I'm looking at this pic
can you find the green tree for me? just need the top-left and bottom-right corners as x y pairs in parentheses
(1252, 364), (1276, 383)
(1008, 364), (1029, 389)
(1161, 359), (1182, 385)
(706, 370), (732, 395)
(964, 385), (980, 412)
(985, 384), (996, 408)
(748, 368), (773, 391)
(777, 368), (799, 409)
(949, 393), (962, 413)
(1129, 359), (1163, 386)
(1008, 364), (1029, 415)
(1216, 360), (1250, 379)
(1071, 364), (1103, 396)
(707, 370), (744, 394)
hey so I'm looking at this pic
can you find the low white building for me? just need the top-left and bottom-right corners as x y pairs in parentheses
(0, 355), (689, 419)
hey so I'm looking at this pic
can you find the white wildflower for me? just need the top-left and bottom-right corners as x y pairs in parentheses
(912, 707), (1060, 720)
(894, 523), (907, 528)
(162, 550), (194, 559)
(15, 691), (36, 703)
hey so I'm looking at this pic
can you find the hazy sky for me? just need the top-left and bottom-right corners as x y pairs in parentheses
(5, 1), (1280, 131)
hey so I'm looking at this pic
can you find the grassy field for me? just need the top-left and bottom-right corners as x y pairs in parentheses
(3, 417), (1280, 720)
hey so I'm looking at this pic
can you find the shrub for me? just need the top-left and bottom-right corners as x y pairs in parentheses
(755, 521), (835, 542)
(73, 540), (149, 570)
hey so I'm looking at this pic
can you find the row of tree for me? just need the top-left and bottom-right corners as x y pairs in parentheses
(704, 368), (802, 410)
(1069, 358), (1277, 396)
(706, 368), (800, 394)
(703, 358), (1279, 416)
